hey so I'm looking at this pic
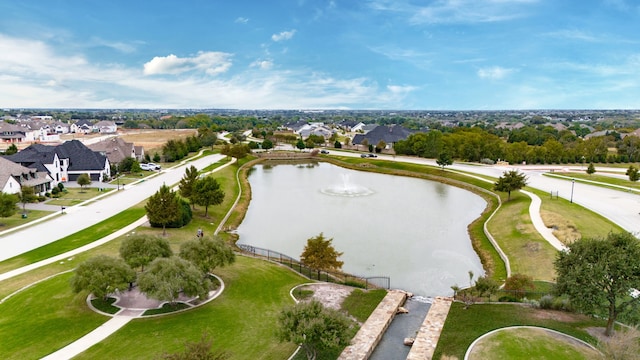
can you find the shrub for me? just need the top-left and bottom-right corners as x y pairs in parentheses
(45, 192), (51, 198)
(539, 294), (554, 309)
(51, 187), (60, 195)
(551, 297), (573, 312)
(498, 295), (518, 302)
(57, 182), (65, 191)
(38, 195), (46, 202)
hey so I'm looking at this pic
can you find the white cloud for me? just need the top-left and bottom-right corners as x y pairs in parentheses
(477, 66), (513, 79)
(271, 30), (297, 42)
(235, 17), (249, 24)
(250, 59), (274, 70)
(90, 37), (140, 53)
(387, 85), (417, 94)
(143, 51), (232, 75)
(0, 33), (410, 109)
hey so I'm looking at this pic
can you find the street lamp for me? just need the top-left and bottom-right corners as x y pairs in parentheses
(570, 179), (575, 203)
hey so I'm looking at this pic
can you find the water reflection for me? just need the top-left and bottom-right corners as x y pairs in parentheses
(236, 162), (486, 296)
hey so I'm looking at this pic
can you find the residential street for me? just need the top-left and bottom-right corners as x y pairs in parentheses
(0, 154), (225, 262)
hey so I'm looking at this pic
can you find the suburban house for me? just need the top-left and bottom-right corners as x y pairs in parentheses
(352, 124), (414, 149)
(4, 140), (110, 183)
(55, 140), (111, 181)
(0, 156), (52, 195)
(283, 121), (335, 140)
(70, 120), (94, 134)
(94, 120), (118, 134)
(88, 137), (144, 165)
(0, 122), (37, 145)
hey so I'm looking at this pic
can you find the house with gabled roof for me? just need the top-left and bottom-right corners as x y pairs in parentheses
(70, 120), (93, 134)
(352, 124), (414, 149)
(94, 120), (117, 134)
(0, 122), (38, 144)
(88, 137), (142, 165)
(5, 140), (110, 183)
(0, 156), (52, 195)
(55, 140), (110, 181)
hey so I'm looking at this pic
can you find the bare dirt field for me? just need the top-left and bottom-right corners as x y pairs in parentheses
(118, 129), (198, 154)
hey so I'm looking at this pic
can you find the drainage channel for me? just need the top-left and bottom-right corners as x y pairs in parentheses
(370, 296), (433, 360)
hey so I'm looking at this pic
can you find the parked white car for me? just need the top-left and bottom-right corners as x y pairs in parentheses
(140, 163), (161, 171)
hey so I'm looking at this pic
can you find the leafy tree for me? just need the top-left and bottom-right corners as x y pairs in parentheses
(626, 165), (639, 182)
(436, 151), (453, 169)
(145, 184), (180, 235)
(19, 186), (37, 213)
(221, 143), (250, 159)
(555, 232), (640, 336)
(153, 152), (161, 162)
(119, 235), (173, 271)
(192, 176), (225, 217)
(503, 273), (534, 299)
(586, 162), (596, 175)
(179, 165), (200, 209)
(493, 170), (527, 201)
(0, 192), (18, 219)
(76, 173), (92, 191)
(375, 140), (386, 153)
(137, 256), (210, 304)
(179, 236), (235, 275)
(474, 276), (499, 301)
(5, 143), (18, 155)
(160, 332), (229, 360)
(300, 233), (344, 279)
(118, 157), (137, 173)
(70, 255), (136, 300)
(276, 300), (353, 360)
(296, 139), (306, 150)
(261, 139), (274, 150)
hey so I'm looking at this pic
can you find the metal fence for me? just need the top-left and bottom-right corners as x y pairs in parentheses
(237, 244), (390, 290)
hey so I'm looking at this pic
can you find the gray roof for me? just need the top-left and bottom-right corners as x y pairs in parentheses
(0, 157), (50, 189)
(87, 137), (134, 164)
(56, 140), (108, 171)
(352, 125), (413, 145)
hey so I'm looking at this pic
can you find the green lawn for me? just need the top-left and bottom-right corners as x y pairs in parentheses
(0, 272), (108, 359)
(0, 209), (54, 231)
(74, 256), (306, 360)
(544, 171), (640, 191)
(468, 327), (602, 360)
(433, 302), (606, 359)
(45, 187), (114, 206)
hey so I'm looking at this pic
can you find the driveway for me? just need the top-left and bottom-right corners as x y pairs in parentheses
(0, 154), (226, 262)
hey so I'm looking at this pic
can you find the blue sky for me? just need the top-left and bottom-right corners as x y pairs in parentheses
(1, 0), (639, 110)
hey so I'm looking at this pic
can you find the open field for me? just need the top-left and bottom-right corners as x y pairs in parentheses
(118, 129), (198, 155)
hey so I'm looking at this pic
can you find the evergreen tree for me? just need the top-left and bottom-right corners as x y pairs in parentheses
(192, 177), (225, 217)
(586, 162), (596, 175)
(179, 165), (200, 209)
(145, 185), (180, 235)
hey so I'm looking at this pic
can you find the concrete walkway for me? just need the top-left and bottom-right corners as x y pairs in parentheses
(40, 316), (135, 360)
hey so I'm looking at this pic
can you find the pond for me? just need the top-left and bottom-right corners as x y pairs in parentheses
(236, 161), (486, 296)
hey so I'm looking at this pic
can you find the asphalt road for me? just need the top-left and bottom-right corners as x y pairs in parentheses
(0, 154), (225, 262)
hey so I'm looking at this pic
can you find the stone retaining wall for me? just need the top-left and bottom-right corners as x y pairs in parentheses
(406, 296), (453, 360)
(338, 289), (407, 360)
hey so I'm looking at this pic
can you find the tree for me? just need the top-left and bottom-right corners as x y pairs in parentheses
(261, 138), (274, 150)
(19, 186), (37, 214)
(375, 140), (386, 153)
(436, 151), (453, 169)
(300, 233), (344, 279)
(5, 143), (18, 155)
(493, 170), (527, 201)
(160, 332), (229, 360)
(0, 192), (18, 219)
(555, 232), (640, 336)
(119, 235), (173, 271)
(626, 165), (639, 182)
(118, 157), (137, 173)
(77, 173), (92, 191)
(70, 255), (136, 300)
(586, 162), (596, 175)
(296, 139), (306, 150)
(192, 176), (225, 217)
(474, 276), (499, 301)
(179, 236), (235, 275)
(145, 184), (181, 235)
(276, 300), (353, 360)
(334, 140), (342, 149)
(503, 273), (534, 298)
(137, 256), (210, 304)
(179, 165), (200, 209)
